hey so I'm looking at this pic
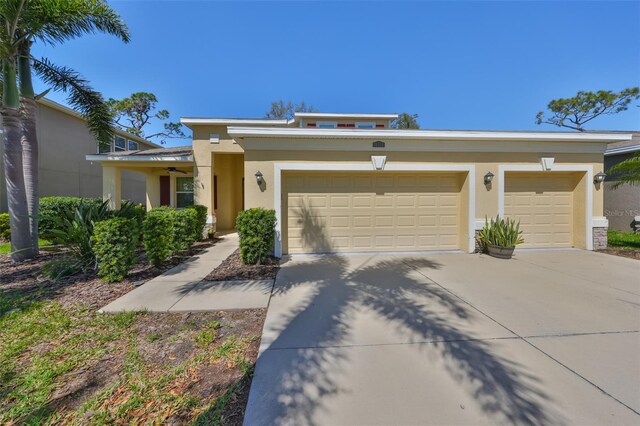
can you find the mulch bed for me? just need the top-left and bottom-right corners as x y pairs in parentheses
(205, 249), (280, 281)
(597, 248), (640, 260)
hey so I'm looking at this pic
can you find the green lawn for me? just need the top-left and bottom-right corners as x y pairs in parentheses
(0, 240), (52, 255)
(607, 230), (640, 249)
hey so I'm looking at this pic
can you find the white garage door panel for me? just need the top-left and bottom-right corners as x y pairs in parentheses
(504, 174), (576, 248)
(285, 172), (462, 254)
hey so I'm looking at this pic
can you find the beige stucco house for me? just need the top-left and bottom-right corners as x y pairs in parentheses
(87, 112), (632, 256)
(0, 98), (160, 213)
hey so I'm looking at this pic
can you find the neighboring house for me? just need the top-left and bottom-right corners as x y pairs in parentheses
(0, 98), (160, 212)
(604, 132), (640, 231)
(87, 112), (632, 255)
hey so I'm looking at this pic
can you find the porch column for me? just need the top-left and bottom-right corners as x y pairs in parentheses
(102, 166), (121, 210)
(145, 171), (160, 210)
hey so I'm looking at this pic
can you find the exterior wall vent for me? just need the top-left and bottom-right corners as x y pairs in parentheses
(372, 141), (385, 148)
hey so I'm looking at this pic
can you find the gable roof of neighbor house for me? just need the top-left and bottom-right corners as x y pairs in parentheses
(38, 97), (162, 149)
(603, 131), (640, 156)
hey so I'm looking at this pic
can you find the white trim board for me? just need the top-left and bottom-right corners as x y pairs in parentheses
(86, 154), (193, 162)
(273, 162), (476, 257)
(497, 164), (594, 250)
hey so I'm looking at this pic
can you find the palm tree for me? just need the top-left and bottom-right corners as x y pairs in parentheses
(1, 0), (129, 261)
(607, 153), (640, 189)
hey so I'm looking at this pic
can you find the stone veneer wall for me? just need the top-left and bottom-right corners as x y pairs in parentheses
(592, 227), (608, 250)
(474, 230), (483, 253)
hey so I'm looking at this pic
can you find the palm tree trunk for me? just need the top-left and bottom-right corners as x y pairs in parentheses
(19, 43), (39, 254)
(2, 58), (33, 261)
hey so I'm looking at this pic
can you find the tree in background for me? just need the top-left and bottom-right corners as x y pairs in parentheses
(607, 154), (640, 189)
(265, 100), (317, 120)
(391, 112), (420, 129)
(107, 92), (185, 144)
(1, 0), (129, 261)
(535, 88), (639, 131)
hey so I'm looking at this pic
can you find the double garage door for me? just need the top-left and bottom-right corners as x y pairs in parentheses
(284, 172), (464, 254)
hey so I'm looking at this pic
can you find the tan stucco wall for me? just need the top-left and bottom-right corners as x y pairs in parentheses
(0, 102), (156, 212)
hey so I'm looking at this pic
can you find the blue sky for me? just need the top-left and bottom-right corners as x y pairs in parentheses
(33, 1), (640, 146)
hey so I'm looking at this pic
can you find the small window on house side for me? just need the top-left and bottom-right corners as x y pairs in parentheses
(317, 122), (337, 129)
(114, 136), (126, 151)
(210, 133), (220, 143)
(128, 140), (139, 151)
(175, 176), (195, 208)
(98, 139), (112, 153)
(356, 122), (376, 129)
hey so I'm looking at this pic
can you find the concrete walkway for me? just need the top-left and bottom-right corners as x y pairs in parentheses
(100, 233), (273, 313)
(245, 250), (640, 425)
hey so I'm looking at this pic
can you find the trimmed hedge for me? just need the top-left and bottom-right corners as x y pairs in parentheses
(171, 208), (198, 251)
(119, 202), (146, 245)
(236, 208), (277, 265)
(0, 213), (10, 241)
(143, 208), (174, 267)
(186, 204), (208, 241)
(92, 217), (137, 282)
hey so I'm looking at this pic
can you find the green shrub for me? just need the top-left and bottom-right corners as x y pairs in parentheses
(477, 215), (524, 249)
(143, 208), (174, 266)
(186, 204), (208, 241)
(172, 208), (198, 251)
(39, 197), (102, 241)
(236, 208), (277, 265)
(118, 201), (146, 245)
(92, 218), (137, 282)
(0, 213), (10, 241)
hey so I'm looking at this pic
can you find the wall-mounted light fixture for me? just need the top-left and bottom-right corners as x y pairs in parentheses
(255, 170), (264, 185)
(484, 171), (494, 185)
(594, 171), (606, 184)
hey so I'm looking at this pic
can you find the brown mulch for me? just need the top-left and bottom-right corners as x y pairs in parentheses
(205, 249), (280, 281)
(597, 248), (640, 260)
(0, 240), (215, 309)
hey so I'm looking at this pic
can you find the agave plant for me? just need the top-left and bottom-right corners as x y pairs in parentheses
(478, 215), (524, 248)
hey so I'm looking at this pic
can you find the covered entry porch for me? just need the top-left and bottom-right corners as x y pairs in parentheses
(86, 148), (245, 232)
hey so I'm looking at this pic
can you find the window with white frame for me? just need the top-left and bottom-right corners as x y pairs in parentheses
(316, 122), (337, 129)
(355, 122), (376, 129)
(128, 140), (139, 151)
(98, 140), (111, 153)
(175, 176), (195, 208)
(114, 136), (126, 151)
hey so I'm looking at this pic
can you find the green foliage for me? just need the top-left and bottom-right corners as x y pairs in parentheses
(607, 152), (640, 189)
(106, 92), (185, 144)
(607, 229), (640, 249)
(185, 204), (207, 241)
(0, 213), (10, 241)
(265, 100), (317, 120)
(236, 208), (277, 265)
(117, 202), (146, 244)
(39, 197), (102, 241)
(391, 112), (420, 129)
(143, 208), (174, 267)
(536, 87), (640, 131)
(478, 215), (524, 248)
(92, 218), (137, 282)
(171, 208), (198, 251)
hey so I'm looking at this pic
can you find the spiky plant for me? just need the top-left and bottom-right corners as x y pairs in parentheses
(478, 215), (525, 248)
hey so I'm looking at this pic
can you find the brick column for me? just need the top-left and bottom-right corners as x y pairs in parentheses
(593, 227), (608, 250)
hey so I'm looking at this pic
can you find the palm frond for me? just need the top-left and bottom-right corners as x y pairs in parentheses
(20, 0), (130, 45)
(607, 153), (640, 189)
(31, 56), (113, 144)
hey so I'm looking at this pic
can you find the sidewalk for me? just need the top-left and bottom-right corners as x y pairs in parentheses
(100, 233), (273, 313)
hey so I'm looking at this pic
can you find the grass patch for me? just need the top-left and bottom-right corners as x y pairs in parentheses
(607, 230), (640, 249)
(0, 239), (52, 255)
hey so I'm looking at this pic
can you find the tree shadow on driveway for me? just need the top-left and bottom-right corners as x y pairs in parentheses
(246, 203), (562, 425)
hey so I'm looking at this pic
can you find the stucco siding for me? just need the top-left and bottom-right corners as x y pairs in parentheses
(0, 100), (155, 212)
(604, 152), (640, 231)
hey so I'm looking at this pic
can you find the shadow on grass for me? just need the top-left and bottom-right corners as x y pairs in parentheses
(244, 201), (563, 425)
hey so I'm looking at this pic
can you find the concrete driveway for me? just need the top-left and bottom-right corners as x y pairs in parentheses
(244, 250), (640, 425)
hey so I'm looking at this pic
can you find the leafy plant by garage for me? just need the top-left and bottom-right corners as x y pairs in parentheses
(236, 208), (277, 265)
(478, 216), (524, 259)
(92, 217), (137, 282)
(0, 213), (10, 241)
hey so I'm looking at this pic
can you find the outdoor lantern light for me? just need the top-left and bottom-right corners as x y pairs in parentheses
(484, 171), (495, 185)
(594, 171), (606, 184)
(255, 171), (264, 185)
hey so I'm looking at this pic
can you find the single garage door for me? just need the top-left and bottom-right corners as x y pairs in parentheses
(284, 171), (463, 254)
(504, 173), (578, 248)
